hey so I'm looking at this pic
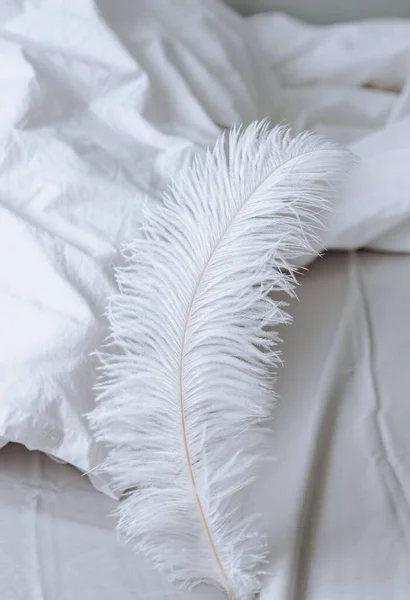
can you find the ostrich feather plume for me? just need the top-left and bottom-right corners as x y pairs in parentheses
(89, 122), (350, 599)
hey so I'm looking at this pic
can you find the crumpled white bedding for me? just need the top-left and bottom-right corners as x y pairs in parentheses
(1, 0), (410, 598)
(0, 0), (280, 495)
(2, 1), (410, 495)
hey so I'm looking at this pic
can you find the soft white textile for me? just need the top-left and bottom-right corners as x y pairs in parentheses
(0, 0), (278, 495)
(248, 12), (410, 252)
(260, 251), (410, 600)
(0, 443), (223, 600)
(0, 0), (410, 497)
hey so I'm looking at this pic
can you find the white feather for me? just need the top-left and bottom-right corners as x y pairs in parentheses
(89, 122), (351, 599)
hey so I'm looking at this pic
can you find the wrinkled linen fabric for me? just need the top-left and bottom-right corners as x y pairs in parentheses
(0, 0), (278, 495)
(1, 0), (410, 495)
(1, 2), (410, 599)
(247, 12), (410, 253)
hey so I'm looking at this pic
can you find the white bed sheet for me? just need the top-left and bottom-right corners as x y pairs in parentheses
(1, 0), (410, 492)
(0, 0), (278, 495)
(1, 251), (410, 600)
(1, 1), (410, 599)
(260, 251), (410, 600)
(0, 442), (222, 600)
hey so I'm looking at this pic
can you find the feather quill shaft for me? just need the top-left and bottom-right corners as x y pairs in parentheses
(180, 259), (236, 598)
(89, 122), (350, 599)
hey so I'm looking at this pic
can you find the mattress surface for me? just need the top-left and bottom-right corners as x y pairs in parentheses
(2, 251), (410, 600)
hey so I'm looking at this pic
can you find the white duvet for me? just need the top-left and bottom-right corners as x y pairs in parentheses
(1, 0), (410, 597)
